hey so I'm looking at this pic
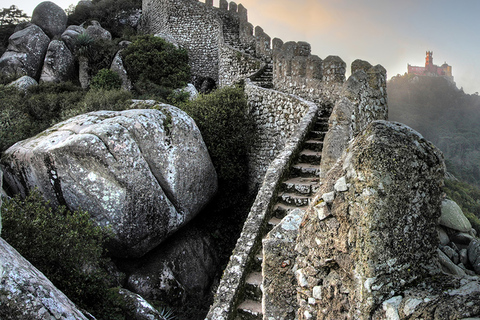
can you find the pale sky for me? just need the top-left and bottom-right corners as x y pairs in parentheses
(2, 0), (480, 93)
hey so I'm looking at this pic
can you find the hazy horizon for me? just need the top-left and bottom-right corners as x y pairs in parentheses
(2, 0), (480, 94)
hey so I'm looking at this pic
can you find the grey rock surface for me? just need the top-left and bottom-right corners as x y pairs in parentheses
(440, 199), (472, 232)
(468, 239), (480, 274)
(124, 227), (218, 306)
(7, 75), (38, 92)
(117, 288), (167, 320)
(296, 121), (446, 319)
(31, 1), (68, 38)
(40, 40), (75, 83)
(85, 20), (112, 41)
(61, 25), (86, 53)
(0, 238), (88, 319)
(0, 25), (50, 79)
(110, 50), (133, 91)
(2, 106), (217, 258)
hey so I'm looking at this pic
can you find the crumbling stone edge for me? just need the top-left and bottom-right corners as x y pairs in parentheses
(205, 83), (319, 320)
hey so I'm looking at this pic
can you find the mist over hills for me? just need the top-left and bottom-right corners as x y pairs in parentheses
(388, 74), (480, 186)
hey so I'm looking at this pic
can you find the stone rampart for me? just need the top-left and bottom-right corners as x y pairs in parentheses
(272, 40), (345, 106)
(245, 79), (324, 187)
(142, 0), (273, 86)
(206, 84), (319, 320)
(218, 45), (261, 87)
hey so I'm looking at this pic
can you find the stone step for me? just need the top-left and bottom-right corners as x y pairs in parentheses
(273, 203), (307, 219)
(298, 149), (322, 164)
(314, 122), (329, 132)
(278, 192), (311, 207)
(291, 163), (321, 177)
(309, 130), (326, 140)
(268, 216), (282, 227)
(303, 139), (324, 152)
(244, 272), (263, 301)
(282, 176), (321, 195)
(251, 251), (263, 271)
(236, 300), (263, 320)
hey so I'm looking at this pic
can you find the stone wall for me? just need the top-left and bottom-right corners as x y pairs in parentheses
(206, 91), (319, 320)
(319, 61), (388, 177)
(272, 40), (345, 106)
(218, 45), (261, 87)
(245, 79), (323, 187)
(142, 0), (273, 86)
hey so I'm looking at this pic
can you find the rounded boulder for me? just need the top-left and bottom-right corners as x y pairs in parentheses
(32, 1), (68, 38)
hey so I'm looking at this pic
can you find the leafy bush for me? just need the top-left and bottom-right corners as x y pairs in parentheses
(91, 69), (122, 90)
(122, 35), (190, 90)
(179, 86), (254, 190)
(1, 190), (128, 319)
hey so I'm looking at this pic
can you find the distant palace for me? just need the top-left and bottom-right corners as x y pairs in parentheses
(408, 51), (454, 83)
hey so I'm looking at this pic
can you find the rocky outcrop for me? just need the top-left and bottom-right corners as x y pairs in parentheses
(61, 25), (86, 53)
(7, 75), (38, 92)
(440, 199), (472, 232)
(0, 25), (50, 79)
(123, 227), (218, 307)
(110, 49), (133, 91)
(85, 20), (112, 41)
(2, 106), (217, 258)
(31, 1), (68, 38)
(40, 40), (75, 83)
(0, 237), (88, 319)
(117, 289), (170, 320)
(296, 121), (447, 319)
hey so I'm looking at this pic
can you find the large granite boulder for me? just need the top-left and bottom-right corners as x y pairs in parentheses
(117, 288), (169, 320)
(40, 40), (75, 83)
(440, 199), (472, 233)
(0, 238), (88, 319)
(2, 106), (218, 258)
(0, 25), (50, 79)
(124, 227), (218, 309)
(31, 1), (68, 38)
(110, 49), (133, 91)
(7, 75), (38, 92)
(296, 121), (446, 319)
(61, 25), (86, 53)
(85, 20), (112, 41)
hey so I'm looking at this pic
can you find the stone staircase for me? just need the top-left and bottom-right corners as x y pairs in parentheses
(234, 112), (330, 320)
(250, 63), (273, 89)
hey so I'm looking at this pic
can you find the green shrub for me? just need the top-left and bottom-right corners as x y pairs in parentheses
(1, 190), (129, 319)
(91, 69), (122, 90)
(122, 35), (190, 90)
(179, 86), (254, 190)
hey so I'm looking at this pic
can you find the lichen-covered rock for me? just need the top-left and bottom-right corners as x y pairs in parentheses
(296, 121), (445, 319)
(61, 25), (86, 54)
(468, 240), (480, 275)
(0, 169), (3, 236)
(117, 289), (167, 320)
(263, 208), (305, 320)
(40, 40), (75, 83)
(85, 20), (112, 41)
(124, 227), (218, 308)
(0, 238), (88, 319)
(176, 83), (199, 100)
(2, 106), (217, 258)
(31, 1), (68, 38)
(0, 25), (50, 79)
(7, 75), (38, 92)
(440, 199), (472, 233)
(110, 49), (132, 91)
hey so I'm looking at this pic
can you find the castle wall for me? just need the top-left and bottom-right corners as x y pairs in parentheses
(218, 44), (261, 87)
(272, 40), (346, 107)
(142, 0), (222, 82)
